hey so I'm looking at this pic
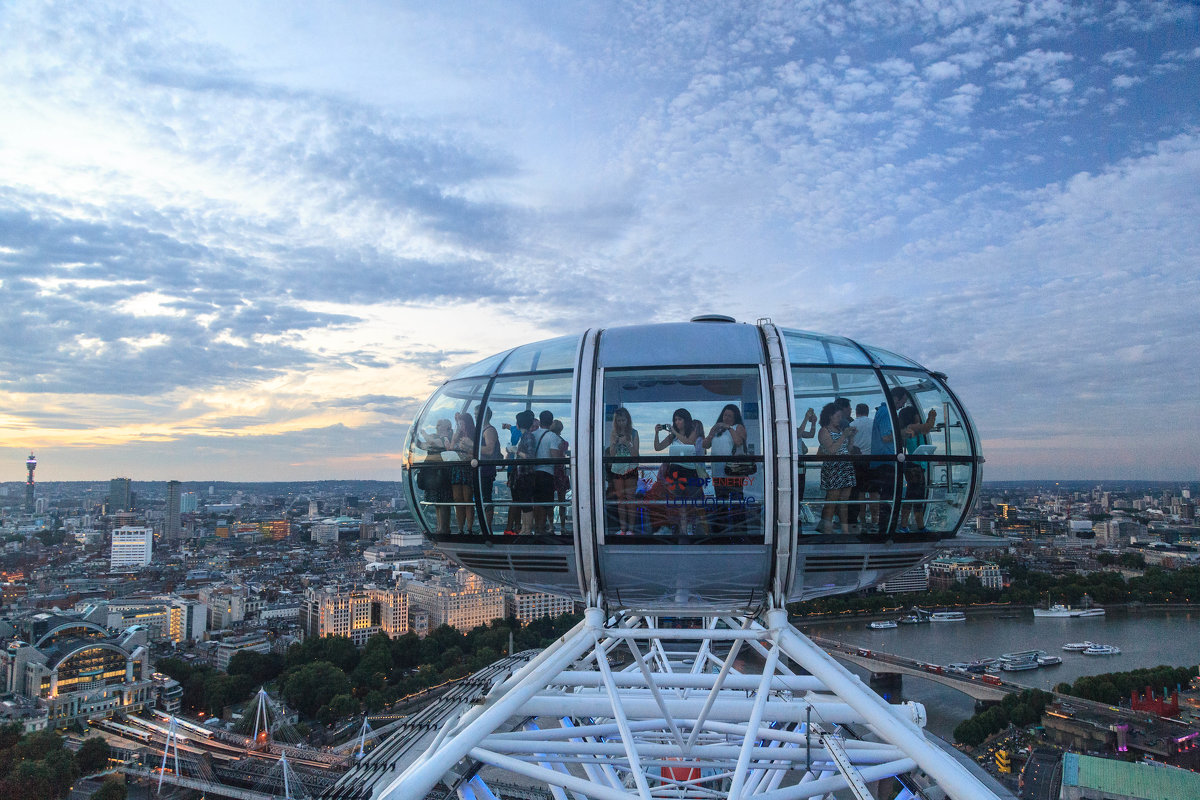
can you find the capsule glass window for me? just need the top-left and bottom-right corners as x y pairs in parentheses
(782, 329), (872, 366)
(481, 374), (574, 538)
(792, 368), (890, 536)
(406, 379), (489, 536)
(600, 367), (765, 542)
(881, 371), (975, 537)
(498, 334), (581, 374)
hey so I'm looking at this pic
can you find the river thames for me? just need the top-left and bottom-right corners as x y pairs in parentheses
(800, 609), (1199, 739)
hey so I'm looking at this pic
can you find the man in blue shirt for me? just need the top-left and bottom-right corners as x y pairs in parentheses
(868, 387), (909, 533)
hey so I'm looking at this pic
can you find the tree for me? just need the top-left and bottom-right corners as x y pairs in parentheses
(227, 650), (285, 684)
(327, 694), (359, 720)
(3, 760), (52, 798)
(91, 775), (127, 800)
(202, 673), (255, 716)
(364, 690), (387, 713)
(281, 661), (351, 719)
(76, 737), (111, 775)
(14, 729), (64, 762)
(953, 719), (986, 748)
(0, 722), (21, 752)
(43, 748), (78, 798)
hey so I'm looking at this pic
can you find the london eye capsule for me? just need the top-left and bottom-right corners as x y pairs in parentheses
(402, 317), (983, 614)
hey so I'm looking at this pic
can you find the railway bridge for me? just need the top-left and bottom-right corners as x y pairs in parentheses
(809, 635), (1016, 702)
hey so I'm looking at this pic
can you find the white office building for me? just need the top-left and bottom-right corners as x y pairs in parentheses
(110, 526), (153, 568)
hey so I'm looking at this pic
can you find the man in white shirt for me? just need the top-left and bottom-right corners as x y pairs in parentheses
(534, 410), (565, 533)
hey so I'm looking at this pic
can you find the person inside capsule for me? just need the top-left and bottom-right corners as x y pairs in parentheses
(817, 402), (858, 535)
(415, 418), (453, 535)
(605, 407), (640, 535)
(703, 403), (748, 534)
(654, 408), (706, 535)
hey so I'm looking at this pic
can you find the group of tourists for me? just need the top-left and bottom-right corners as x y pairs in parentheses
(416, 386), (939, 539)
(805, 387), (938, 536)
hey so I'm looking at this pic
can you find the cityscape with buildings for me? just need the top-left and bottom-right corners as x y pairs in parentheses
(1, 459), (1198, 798)
(3, 3), (1199, 799)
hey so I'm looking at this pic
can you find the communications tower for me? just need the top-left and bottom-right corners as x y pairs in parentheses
(25, 452), (37, 513)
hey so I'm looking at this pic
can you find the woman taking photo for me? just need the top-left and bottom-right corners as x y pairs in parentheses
(606, 407), (640, 535)
(654, 408), (706, 534)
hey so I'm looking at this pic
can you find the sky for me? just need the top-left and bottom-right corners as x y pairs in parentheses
(1, 0), (1197, 484)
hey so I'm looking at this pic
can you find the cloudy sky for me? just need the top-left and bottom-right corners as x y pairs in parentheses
(1, 0), (1197, 484)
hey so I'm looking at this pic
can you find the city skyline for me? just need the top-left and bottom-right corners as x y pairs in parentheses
(2, 2), (1198, 483)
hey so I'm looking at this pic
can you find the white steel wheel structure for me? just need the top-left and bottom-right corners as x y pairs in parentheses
(388, 318), (997, 800)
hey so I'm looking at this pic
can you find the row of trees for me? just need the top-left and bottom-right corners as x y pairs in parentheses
(1095, 551), (1146, 568)
(791, 564), (1200, 616)
(1055, 664), (1198, 706)
(154, 657), (258, 717)
(158, 612), (582, 726)
(266, 613), (582, 723)
(952, 689), (1054, 748)
(0, 725), (115, 799)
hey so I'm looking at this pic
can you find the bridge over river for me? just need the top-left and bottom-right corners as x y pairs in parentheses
(809, 635), (1016, 702)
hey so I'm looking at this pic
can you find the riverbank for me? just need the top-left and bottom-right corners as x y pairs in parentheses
(804, 608), (1199, 740)
(792, 601), (1197, 626)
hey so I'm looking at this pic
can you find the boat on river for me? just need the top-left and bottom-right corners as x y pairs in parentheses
(868, 620), (898, 630)
(1062, 641), (1095, 652)
(930, 611), (966, 622)
(1001, 658), (1040, 671)
(1083, 644), (1121, 656)
(1034, 594), (1105, 618)
(1000, 649), (1047, 662)
(1037, 655), (1062, 666)
(1034, 604), (1078, 617)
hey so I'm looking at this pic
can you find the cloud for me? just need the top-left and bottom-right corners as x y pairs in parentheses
(1, 0), (1198, 481)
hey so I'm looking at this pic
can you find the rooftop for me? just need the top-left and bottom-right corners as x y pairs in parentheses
(1063, 753), (1200, 800)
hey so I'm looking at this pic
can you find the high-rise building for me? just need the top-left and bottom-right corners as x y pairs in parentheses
(165, 480), (182, 540)
(928, 556), (1002, 590)
(110, 526), (153, 568)
(24, 452), (37, 513)
(506, 591), (576, 625)
(301, 585), (409, 645)
(878, 564), (930, 594)
(108, 477), (132, 512)
(406, 578), (505, 632)
(180, 492), (198, 513)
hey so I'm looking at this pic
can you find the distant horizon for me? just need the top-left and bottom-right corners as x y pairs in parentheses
(4, 477), (1196, 489)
